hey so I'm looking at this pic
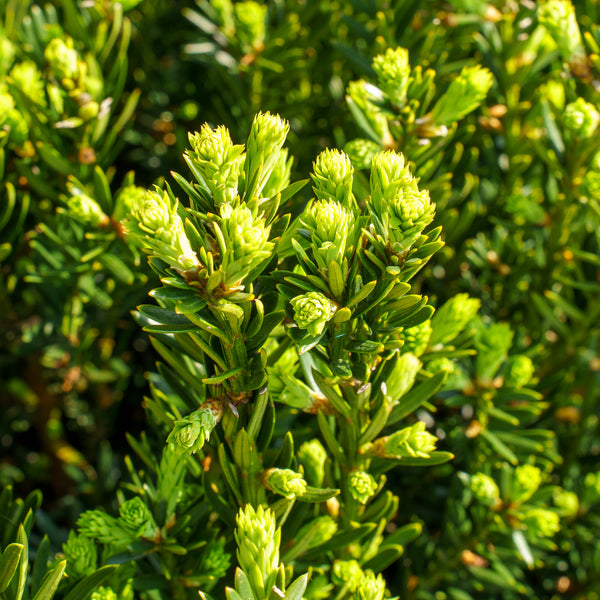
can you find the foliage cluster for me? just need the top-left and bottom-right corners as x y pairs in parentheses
(1, 1), (599, 600)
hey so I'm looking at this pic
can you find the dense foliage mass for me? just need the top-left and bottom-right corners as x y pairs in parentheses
(1, 1), (599, 599)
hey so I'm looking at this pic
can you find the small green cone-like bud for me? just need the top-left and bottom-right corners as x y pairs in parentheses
(218, 204), (274, 286)
(373, 421), (438, 459)
(125, 189), (200, 272)
(298, 438), (328, 486)
(350, 570), (386, 600)
(512, 464), (543, 504)
(430, 65), (493, 126)
(235, 504), (280, 595)
(349, 471), (378, 504)
(470, 473), (500, 507)
(290, 291), (336, 336)
(67, 194), (108, 227)
(372, 46), (411, 105)
(504, 355), (535, 388)
(234, 1), (267, 51)
(113, 185), (147, 222)
(244, 111), (289, 199)
(264, 468), (307, 499)
(344, 139), (382, 170)
(62, 531), (97, 579)
(261, 147), (292, 199)
(91, 587), (118, 600)
(389, 183), (433, 234)
(167, 404), (222, 455)
(188, 124), (245, 206)
(553, 488), (579, 517)
(332, 560), (363, 591)
(370, 150), (412, 202)
(537, 0), (586, 66)
(118, 497), (157, 538)
(523, 508), (560, 538)
(564, 98), (599, 138)
(311, 148), (355, 205)
(45, 37), (80, 81)
(77, 509), (132, 545)
(10, 61), (45, 105)
(400, 320), (432, 357)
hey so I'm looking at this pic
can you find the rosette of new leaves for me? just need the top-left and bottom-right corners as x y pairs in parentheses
(216, 203), (274, 288)
(124, 188), (200, 272)
(62, 531), (97, 579)
(264, 468), (307, 499)
(351, 570), (386, 600)
(563, 98), (599, 138)
(118, 497), (157, 538)
(371, 421), (438, 459)
(523, 508), (560, 539)
(511, 464), (543, 504)
(372, 46), (411, 106)
(470, 472), (500, 507)
(311, 148), (355, 206)
(166, 404), (223, 455)
(291, 291), (336, 336)
(44, 36), (80, 83)
(429, 65), (493, 127)
(66, 192), (108, 227)
(187, 124), (245, 207)
(368, 150), (435, 253)
(348, 470), (378, 504)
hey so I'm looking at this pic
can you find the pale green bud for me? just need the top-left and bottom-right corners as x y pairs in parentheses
(389, 184), (433, 233)
(349, 471), (378, 504)
(400, 320), (432, 357)
(332, 560), (362, 591)
(126, 189), (200, 271)
(523, 508), (560, 538)
(344, 139), (382, 170)
(77, 509), (132, 545)
(78, 100), (99, 121)
(311, 148), (354, 205)
(167, 404), (222, 455)
(67, 194), (108, 226)
(219, 204), (274, 286)
(430, 65), (493, 126)
(470, 473), (500, 506)
(428, 357), (455, 375)
(370, 150), (412, 201)
(538, 0), (585, 63)
(553, 488), (579, 517)
(265, 468), (307, 499)
(376, 421), (438, 459)
(245, 111), (290, 199)
(298, 439), (328, 486)
(188, 124), (245, 206)
(118, 497), (157, 538)
(372, 46), (411, 105)
(296, 515), (338, 548)
(113, 185), (147, 221)
(504, 355), (535, 388)
(234, 1), (267, 51)
(235, 504), (280, 593)
(63, 531), (97, 579)
(351, 570), (386, 600)
(261, 148), (292, 199)
(303, 199), (354, 246)
(91, 587), (117, 600)
(45, 37), (80, 81)
(512, 464), (543, 504)
(564, 98), (599, 138)
(290, 291), (336, 336)
(10, 61), (45, 105)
